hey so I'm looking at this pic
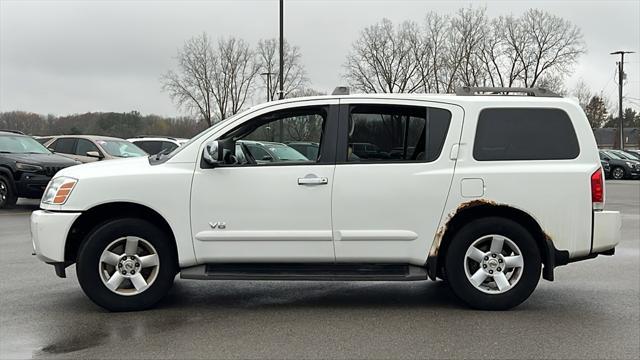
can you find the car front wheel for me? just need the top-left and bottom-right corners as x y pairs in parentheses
(444, 217), (541, 310)
(0, 175), (17, 209)
(611, 167), (625, 180)
(76, 218), (177, 312)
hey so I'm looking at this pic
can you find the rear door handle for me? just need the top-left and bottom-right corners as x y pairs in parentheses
(298, 176), (328, 185)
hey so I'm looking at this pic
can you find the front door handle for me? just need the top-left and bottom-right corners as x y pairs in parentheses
(298, 176), (328, 185)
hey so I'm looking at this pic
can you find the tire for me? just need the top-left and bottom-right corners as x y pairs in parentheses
(76, 218), (177, 312)
(0, 175), (18, 209)
(611, 167), (625, 180)
(444, 217), (541, 310)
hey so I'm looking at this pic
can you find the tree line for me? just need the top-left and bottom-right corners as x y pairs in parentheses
(0, 111), (207, 138)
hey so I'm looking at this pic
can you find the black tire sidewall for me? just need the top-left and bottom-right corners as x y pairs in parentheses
(0, 175), (17, 208)
(76, 218), (177, 312)
(612, 167), (625, 180)
(444, 217), (541, 310)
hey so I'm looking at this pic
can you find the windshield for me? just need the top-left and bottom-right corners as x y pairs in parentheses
(97, 140), (147, 158)
(603, 151), (623, 160)
(267, 144), (308, 161)
(0, 135), (51, 154)
(612, 150), (639, 161)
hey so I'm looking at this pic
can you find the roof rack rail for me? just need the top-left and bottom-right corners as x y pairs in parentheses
(455, 86), (561, 98)
(133, 135), (177, 141)
(0, 129), (25, 135)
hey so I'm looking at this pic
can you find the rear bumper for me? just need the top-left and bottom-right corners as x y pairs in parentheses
(592, 210), (621, 253)
(31, 210), (81, 263)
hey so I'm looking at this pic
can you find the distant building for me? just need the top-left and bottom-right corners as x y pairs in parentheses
(593, 128), (639, 149)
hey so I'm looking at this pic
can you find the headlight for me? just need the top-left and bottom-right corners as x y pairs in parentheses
(42, 177), (77, 205)
(15, 162), (43, 172)
(625, 161), (636, 168)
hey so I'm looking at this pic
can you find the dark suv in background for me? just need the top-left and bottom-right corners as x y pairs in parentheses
(0, 131), (79, 208)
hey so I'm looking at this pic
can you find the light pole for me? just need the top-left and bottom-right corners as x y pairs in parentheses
(610, 50), (635, 150)
(260, 72), (275, 101)
(279, 0), (284, 100)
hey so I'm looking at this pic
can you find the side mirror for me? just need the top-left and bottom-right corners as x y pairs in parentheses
(48, 147), (55, 152)
(262, 155), (273, 161)
(86, 151), (103, 159)
(203, 140), (223, 166)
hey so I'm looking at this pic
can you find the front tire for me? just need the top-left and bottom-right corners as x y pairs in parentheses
(0, 175), (18, 209)
(611, 167), (625, 180)
(76, 218), (177, 312)
(444, 217), (541, 310)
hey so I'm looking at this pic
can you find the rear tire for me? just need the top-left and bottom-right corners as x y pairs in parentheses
(0, 175), (17, 209)
(444, 217), (541, 310)
(76, 218), (177, 312)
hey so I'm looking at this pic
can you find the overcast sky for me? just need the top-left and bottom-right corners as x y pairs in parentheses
(1, 0), (639, 117)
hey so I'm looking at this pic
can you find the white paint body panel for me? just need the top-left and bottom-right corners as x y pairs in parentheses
(31, 210), (80, 262)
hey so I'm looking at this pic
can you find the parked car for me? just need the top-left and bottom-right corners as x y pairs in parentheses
(127, 136), (189, 155)
(599, 150), (640, 180)
(0, 131), (78, 208)
(31, 87), (621, 312)
(617, 149), (640, 161)
(44, 135), (147, 163)
(627, 149), (640, 158)
(235, 140), (308, 164)
(287, 142), (320, 161)
(600, 159), (611, 179)
(33, 136), (54, 145)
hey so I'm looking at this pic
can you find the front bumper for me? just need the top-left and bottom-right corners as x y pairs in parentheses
(15, 173), (52, 199)
(31, 210), (81, 263)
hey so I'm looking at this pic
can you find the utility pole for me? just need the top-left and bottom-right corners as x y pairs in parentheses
(279, 0), (284, 100)
(610, 50), (635, 150)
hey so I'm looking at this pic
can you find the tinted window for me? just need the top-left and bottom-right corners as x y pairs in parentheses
(161, 141), (179, 153)
(51, 138), (76, 154)
(347, 105), (451, 162)
(473, 108), (579, 161)
(75, 139), (99, 156)
(133, 141), (163, 154)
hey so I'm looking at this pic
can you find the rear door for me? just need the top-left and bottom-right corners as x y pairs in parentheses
(332, 99), (463, 265)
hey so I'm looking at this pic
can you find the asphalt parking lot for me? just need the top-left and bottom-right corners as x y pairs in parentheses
(0, 181), (638, 359)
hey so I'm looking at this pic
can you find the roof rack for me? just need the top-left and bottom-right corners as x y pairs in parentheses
(0, 129), (25, 135)
(455, 86), (560, 98)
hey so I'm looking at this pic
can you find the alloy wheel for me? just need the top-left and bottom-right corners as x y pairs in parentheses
(463, 234), (524, 294)
(99, 236), (160, 296)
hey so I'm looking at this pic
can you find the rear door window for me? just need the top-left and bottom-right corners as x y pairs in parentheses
(473, 108), (579, 161)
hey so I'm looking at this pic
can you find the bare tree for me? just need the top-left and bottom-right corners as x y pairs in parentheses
(571, 80), (592, 110)
(216, 38), (260, 117)
(161, 33), (216, 126)
(516, 9), (586, 87)
(162, 34), (259, 125)
(257, 39), (307, 100)
(344, 18), (424, 93)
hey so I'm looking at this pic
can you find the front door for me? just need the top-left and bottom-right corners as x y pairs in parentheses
(190, 101), (339, 263)
(332, 100), (464, 265)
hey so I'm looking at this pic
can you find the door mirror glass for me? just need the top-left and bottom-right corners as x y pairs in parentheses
(203, 140), (222, 165)
(86, 151), (103, 159)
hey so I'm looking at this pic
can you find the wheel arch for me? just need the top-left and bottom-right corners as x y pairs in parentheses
(428, 201), (561, 282)
(65, 202), (178, 265)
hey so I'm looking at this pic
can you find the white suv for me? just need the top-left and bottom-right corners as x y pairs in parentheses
(31, 87), (621, 311)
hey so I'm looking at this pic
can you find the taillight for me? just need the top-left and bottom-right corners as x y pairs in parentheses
(591, 168), (604, 210)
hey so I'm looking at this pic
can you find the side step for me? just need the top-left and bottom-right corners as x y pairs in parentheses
(180, 263), (428, 281)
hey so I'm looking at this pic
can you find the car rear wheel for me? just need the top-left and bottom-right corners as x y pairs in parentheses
(76, 218), (177, 312)
(0, 175), (17, 209)
(611, 166), (625, 180)
(444, 217), (541, 310)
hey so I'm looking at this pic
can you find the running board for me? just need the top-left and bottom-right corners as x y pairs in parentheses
(180, 263), (428, 281)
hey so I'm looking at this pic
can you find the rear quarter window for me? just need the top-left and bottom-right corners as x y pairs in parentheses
(473, 108), (580, 161)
